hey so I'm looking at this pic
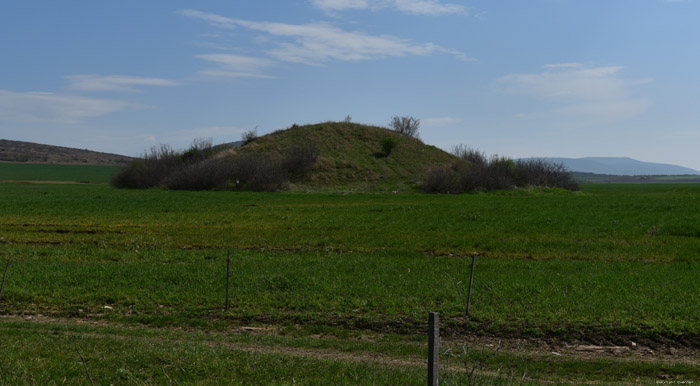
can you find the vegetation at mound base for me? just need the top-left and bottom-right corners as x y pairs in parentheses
(111, 121), (577, 192)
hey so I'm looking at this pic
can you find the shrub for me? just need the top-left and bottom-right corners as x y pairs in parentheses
(241, 127), (258, 145)
(422, 160), (470, 194)
(451, 144), (486, 166)
(515, 159), (579, 190)
(389, 116), (420, 138)
(423, 145), (578, 193)
(381, 137), (398, 156)
(282, 143), (320, 179)
(111, 144), (180, 189)
(164, 157), (235, 191)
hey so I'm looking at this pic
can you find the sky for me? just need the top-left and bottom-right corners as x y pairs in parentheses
(1, 0), (699, 168)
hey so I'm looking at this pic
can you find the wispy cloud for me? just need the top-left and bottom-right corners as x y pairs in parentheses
(423, 116), (463, 126)
(310, 0), (467, 15)
(66, 75), (179, 92)
(180, 10), (471, 65)
(495, 63), (650, 122)
(195, 54), (277, 78)
(0, 90), (133, 123)
(175, 9), (237, 29)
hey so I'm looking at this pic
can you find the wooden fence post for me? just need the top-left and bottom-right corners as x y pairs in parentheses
(0, 259), (10, 299)
(428, 312), (440, 386)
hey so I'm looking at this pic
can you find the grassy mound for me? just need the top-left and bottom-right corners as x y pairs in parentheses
(234, 122), (456, 191)
(112, 122), (456, 192)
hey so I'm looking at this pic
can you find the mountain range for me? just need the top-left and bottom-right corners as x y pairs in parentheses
(522, 157), (700, 176)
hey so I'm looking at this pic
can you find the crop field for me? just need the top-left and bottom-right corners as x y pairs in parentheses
(0, 162), (119, 183)
(1, 181), (700, 384)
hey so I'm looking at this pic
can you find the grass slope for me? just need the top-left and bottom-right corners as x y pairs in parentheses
(236, 122), (456, 191)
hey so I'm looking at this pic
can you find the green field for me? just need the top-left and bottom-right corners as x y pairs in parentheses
(0, 162), (120, 183)
(1, 182), (699, 384)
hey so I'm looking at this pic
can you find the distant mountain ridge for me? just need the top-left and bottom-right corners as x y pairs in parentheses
(0, 139), (136, 165)
(523, 157), (700, 176)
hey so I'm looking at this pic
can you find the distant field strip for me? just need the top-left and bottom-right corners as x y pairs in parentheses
(0, 162), (119, 183)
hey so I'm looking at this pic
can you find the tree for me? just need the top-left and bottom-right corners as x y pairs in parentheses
(389, 116), (420, 138)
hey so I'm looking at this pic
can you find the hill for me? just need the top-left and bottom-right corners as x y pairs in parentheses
(526, 156), (700, 176)
(234, 122), (456, 190)
(111, 122), (458, 192)
(0, 139), (136, 165)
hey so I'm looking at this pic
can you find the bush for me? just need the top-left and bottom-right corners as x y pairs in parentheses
(515, 159), (579, 191)
(451, 144), (486, 166)
(164, 157), (235, 191)
(111, 144), (180, 189)
(381, 137), (398, 156)
(241, 127), (258, 145)
(283, 143), (320, 179)
(389, 116), (420, 138)
(422, 145), (578, 193)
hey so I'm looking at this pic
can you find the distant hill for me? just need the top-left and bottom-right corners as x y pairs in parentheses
(234, 122), (456, 190)
(522, 157), (700, 176)
(0, 139), (136, 165)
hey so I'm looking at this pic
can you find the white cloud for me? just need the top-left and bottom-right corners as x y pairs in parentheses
(496, 63), (650, 122)
(176, 9), (237, 29)
(0, 90), (133, 123)
(66, 75), (179, 92)
(236, 19), (470, 64)
(195, 54), (277, 78)
(310, 0), (467, 15)
(394, 0), (466, 15)
(180, 10), (470, 65)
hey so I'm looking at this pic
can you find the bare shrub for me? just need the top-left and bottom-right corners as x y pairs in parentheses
(423, 160), (470, 194)
(515, 159), (579, 190)
(164, 157), (235, 191)
(451, 144), (486, 166)
(241, 127), (258, 145)
(282, 143), (319, 179)
(232, 154), (288, 192)
(111, 144), (180, 189)
(423, 146), (578, 193)
(389, 116), (420, 138)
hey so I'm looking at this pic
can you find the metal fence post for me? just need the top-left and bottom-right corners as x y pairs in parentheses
(225, 250), (230, 311)
(428, 312), (440, 386)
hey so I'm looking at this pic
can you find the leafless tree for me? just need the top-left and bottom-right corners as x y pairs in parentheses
(389, 116), (420, 138)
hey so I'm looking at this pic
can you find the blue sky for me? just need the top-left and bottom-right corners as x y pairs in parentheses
(2, 0), (699, 168)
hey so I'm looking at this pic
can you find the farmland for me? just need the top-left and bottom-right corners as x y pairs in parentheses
(1, 180), (700, 383)
(0, 162), (119, 183)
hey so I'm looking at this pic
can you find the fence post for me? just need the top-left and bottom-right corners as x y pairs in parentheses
(466, 253), (476, 316)
(225, 250), (230, 311)
(428, 312), (440, 386)
(0, 259), (10, 299)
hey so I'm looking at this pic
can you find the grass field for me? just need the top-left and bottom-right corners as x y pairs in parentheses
(1, 182), (699, 384)
(0, 162), (119, 183)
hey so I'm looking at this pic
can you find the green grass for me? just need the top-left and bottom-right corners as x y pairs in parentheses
(0, 162), (119, 183)
(238, 122), (456, 190)
(2, 182), (700, 383)
(2, 183), (700, 261)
